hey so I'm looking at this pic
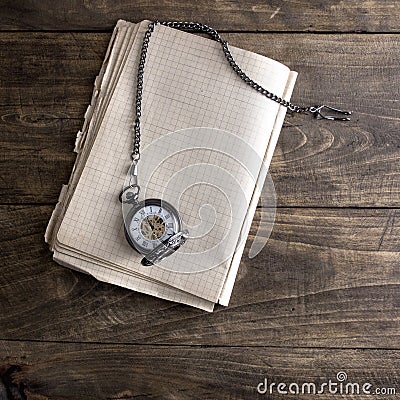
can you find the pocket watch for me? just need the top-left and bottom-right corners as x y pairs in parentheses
(121, 194), (188, 266)
(119, 20), (351, 266)
(120, 158), (188, 266)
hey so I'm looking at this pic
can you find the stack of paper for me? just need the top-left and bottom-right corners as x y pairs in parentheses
(46, 20), (297, 311)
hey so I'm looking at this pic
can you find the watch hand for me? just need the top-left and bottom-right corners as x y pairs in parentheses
(148, 218), (155, 230)
(142, 221), (153, 236)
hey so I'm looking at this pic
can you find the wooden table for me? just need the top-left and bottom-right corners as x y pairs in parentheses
(1, 1), (399, 399)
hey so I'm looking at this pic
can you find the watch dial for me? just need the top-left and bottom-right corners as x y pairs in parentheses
(126, 200), (180, 253)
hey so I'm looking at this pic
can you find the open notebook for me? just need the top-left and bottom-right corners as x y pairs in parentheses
(46, 20), (297, 311)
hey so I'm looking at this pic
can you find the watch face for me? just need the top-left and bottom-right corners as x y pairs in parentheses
(124, 198), (181, 254)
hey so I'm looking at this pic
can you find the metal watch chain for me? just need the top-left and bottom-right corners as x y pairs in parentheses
(122, 20), (352, 265)
(131, 20), (352, 163)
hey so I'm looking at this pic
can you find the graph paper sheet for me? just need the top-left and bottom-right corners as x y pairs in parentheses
(47, 20), (297, 310)
(46, 21), (216, 311)
(46, 20), (139, 245)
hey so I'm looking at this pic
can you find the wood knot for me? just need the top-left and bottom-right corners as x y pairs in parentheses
(1, 112), (65, 128)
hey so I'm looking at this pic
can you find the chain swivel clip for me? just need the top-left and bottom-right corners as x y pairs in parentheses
(309, 105), (352, 121)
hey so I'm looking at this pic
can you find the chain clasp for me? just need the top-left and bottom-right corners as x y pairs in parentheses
(309, 105), (352, 121)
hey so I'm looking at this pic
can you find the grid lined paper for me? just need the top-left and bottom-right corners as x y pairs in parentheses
(49, 20), (296, 309)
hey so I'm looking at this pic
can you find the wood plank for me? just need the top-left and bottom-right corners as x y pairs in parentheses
(0, 32), (107, 204)
(1, 340), (399, 399)
(1, 33), (399, 206)
(0, 0), (400, 32)
(0, 32), (106, 119)
(1, 205), (399, 347)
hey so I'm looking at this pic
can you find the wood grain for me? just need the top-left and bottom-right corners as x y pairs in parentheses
(1, 2), (399, 398)
(1, 340), (399, 400)
(1, 33), (399, 206)
(1, 205), (399, 347)
(0, 0), (399, 32)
